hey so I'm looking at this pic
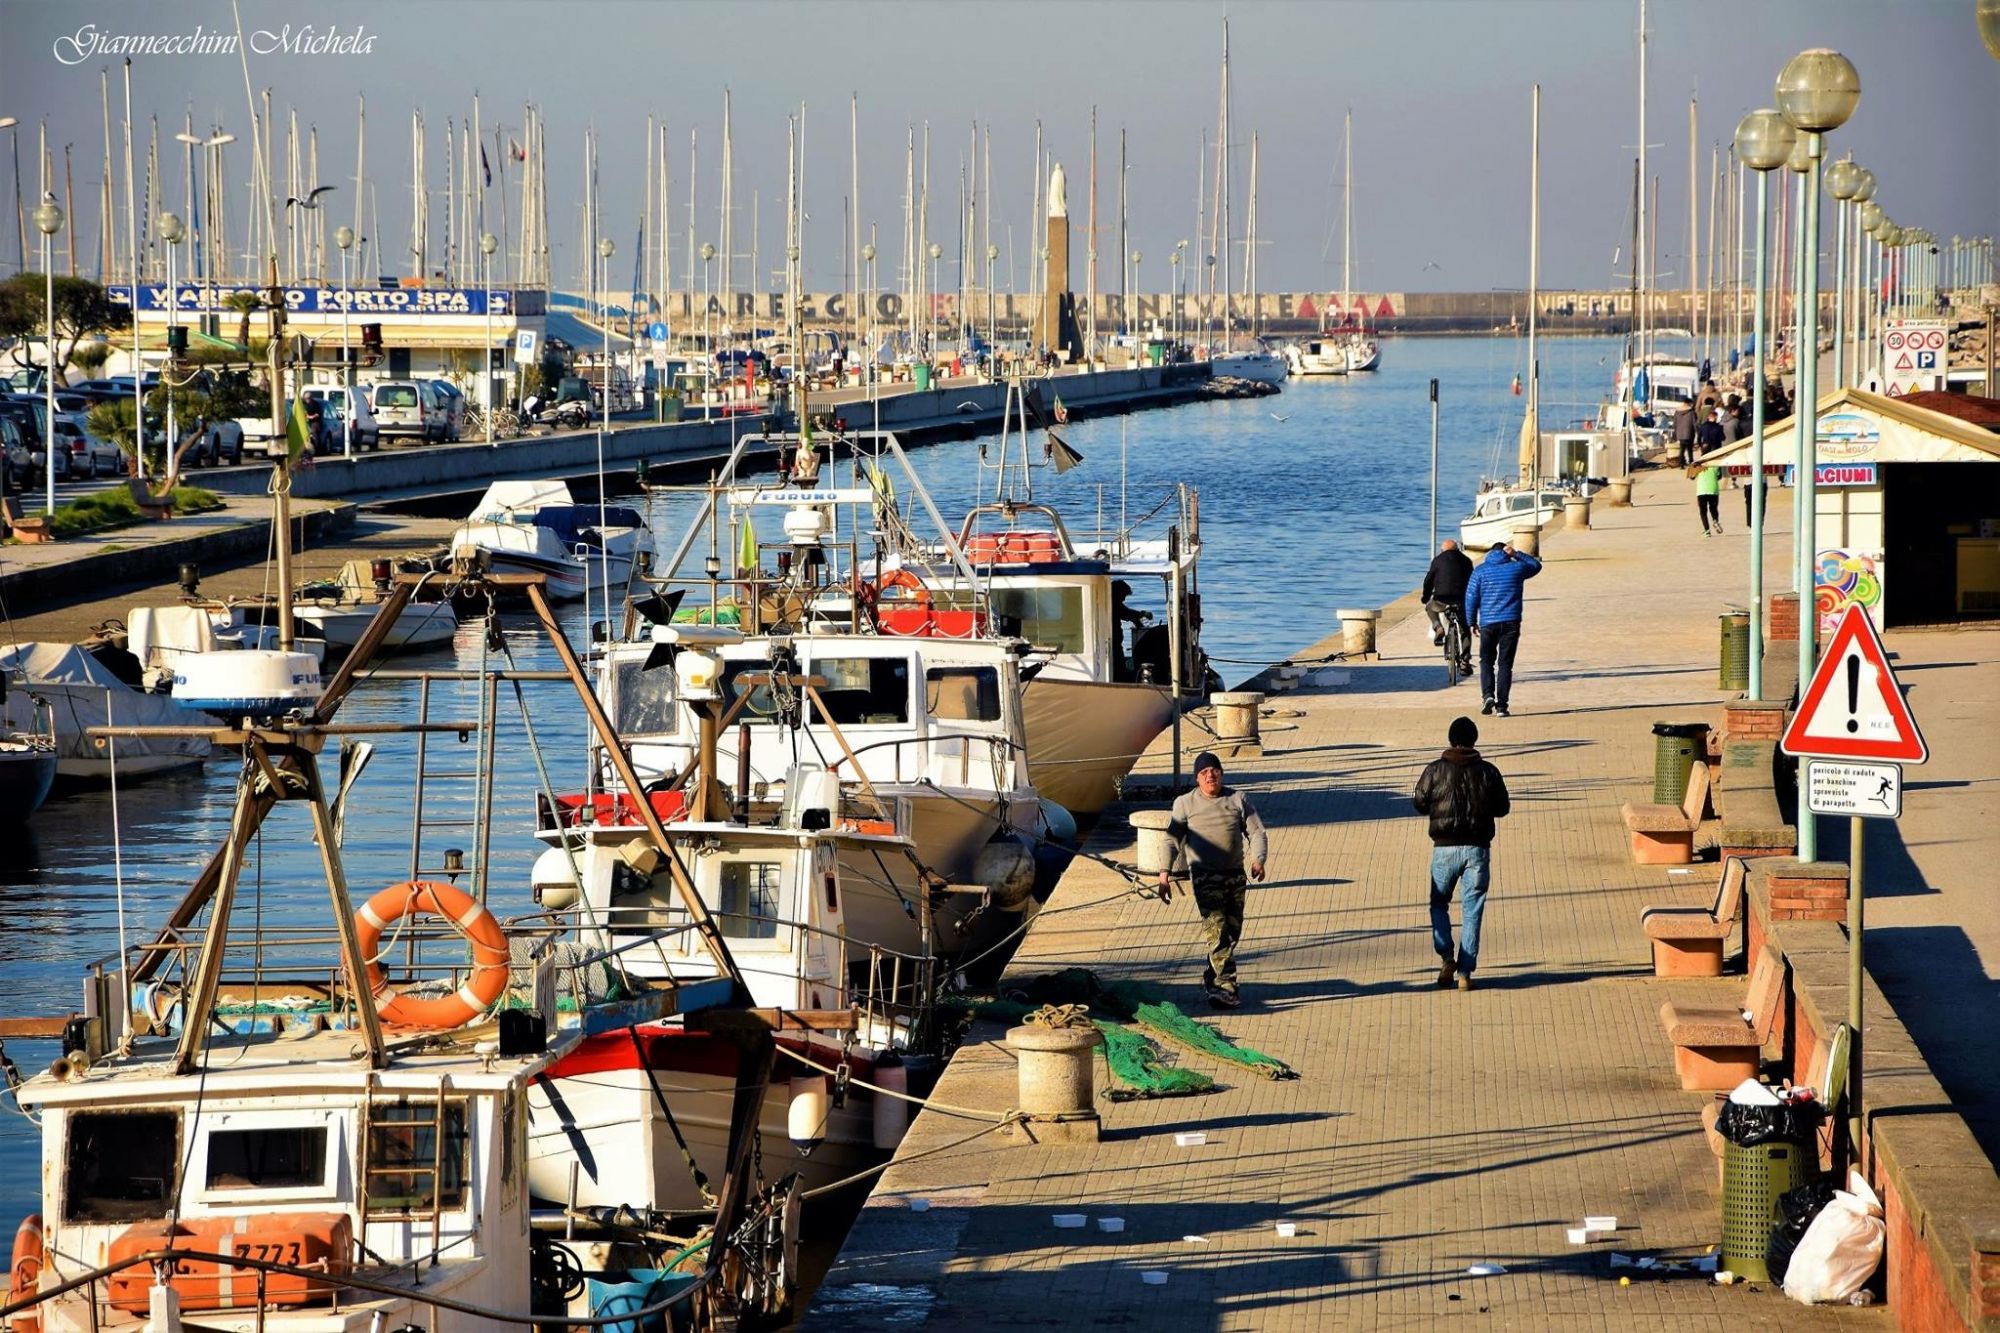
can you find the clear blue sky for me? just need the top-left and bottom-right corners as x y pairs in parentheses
(3, 0), (1993, 294)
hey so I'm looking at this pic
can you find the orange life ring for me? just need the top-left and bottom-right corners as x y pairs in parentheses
(862, 566), (932, 609)
(8, 1213), (43, 1333)
(354, 881), (510, 1029)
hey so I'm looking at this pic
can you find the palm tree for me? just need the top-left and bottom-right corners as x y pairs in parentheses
(85, 398), (142, 484)
(223, 291), (265, 350)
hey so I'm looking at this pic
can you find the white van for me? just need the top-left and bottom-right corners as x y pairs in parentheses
(371, 379), (442, 443)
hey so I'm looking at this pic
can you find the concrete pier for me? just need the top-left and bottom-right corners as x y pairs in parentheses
(807, 470), (1999, 1329)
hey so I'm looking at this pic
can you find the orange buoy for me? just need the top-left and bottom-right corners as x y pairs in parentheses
(354, 881), (510, 1029)
(8, 1213), (43, 1332)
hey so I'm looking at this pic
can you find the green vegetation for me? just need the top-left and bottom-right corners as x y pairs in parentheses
(43, 483), (224, 538)
(0, 274), (124, 380)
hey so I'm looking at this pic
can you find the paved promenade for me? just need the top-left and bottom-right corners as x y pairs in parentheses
(809, 472), (1905, 1330)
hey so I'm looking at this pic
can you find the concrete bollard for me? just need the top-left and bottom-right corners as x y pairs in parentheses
(1563, 495), (1592, 530)
(1336, 608), (1381, 658)
(1128, 809), (1176, 874)
(1603, 477), (1633, 507)
(1006, 1023), (1102, 1142)
(1510, 524), (1541, 556)
(1210, 691), (1265, 744)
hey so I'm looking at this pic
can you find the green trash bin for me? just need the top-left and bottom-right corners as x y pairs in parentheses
(1651, 722), (1708, 805)
(1721, 1139), (1813, 1282)
(1719, 610), (1751, 691)
(912, 363), (933, 391)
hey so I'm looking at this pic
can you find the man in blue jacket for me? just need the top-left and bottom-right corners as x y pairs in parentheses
(1463, 542), (1543, 717)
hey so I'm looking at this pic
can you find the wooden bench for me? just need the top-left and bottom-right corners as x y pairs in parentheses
(126, 477), (172, 520)
(0, 495), (53, 542)
(1621, 759), (1709, 865)
(1658, 948), (1785, 1091)
(1640, 856), (1747, 977)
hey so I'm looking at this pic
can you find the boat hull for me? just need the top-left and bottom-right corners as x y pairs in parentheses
(1022, 676), (1174, 816)
(832, 789), (1032, 954)
(294, 603), (459, 654)
(1459, 502), (1561, 551)
(1211, 352), (1288, 385)
(0, 745), (58, 819)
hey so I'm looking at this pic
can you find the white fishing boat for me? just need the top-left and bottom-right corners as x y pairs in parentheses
(448, 479), (654, 603)
(0, 642), (210, 783)
(293, 560), (459, 656)
(1460, 483), (1571, 551)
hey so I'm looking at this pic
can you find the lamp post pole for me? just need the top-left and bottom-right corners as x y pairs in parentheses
(335, 224), (353, 458)
(33, 193), (63, 516)
(1735, 109), (1795, 705)
(161, 212), (185, 477)
(1776, 45), (1861, 864)
(1824, 159), (1860, 389)
(481, 231), (498, 447)
(701, 241), (716, 420)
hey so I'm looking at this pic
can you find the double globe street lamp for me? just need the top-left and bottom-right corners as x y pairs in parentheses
(32, 192), (64, 516)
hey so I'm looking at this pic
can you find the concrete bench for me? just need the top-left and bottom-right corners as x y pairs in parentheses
(0, 495), (53, 542)
(1620, 760), (1709, 866)
(1640, 856), (1746, 977)
(1658, 948), (1785, 1091)
(126, 477), (172, 520)
(1716, 741), (1796, 861)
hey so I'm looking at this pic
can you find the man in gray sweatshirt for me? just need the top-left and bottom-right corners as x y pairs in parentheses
(1156, 751), (1268, 1008)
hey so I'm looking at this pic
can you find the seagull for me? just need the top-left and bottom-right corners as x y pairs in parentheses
(1269, 412), (1291, 423)
(1421, 261), (1442, 271)
(285, 185), (337, 210)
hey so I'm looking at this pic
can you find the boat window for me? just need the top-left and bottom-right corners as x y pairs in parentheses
(809, 656), (910, 725)
(719, 861), (783, 940)
(988, 587), (1086, 654)
(205, 1125), (329, 1191)
(720, 658), (779, 724)
(926, 666), (1001, 722)
(64, 1110), (181, 1222)
(364, 1101), (468, 1214)
(611, 657), (678, 737)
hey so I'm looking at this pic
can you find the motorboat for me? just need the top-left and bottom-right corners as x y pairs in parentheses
(0, 641), (210, 783)
(1286, 330), (1379, 377)
(0, 698), (58, 821)
(448, 479), (655, 604)
(293, 560), (460, 656)
(1459, 483), (1571, 551)
(1211, 340), (1289, 385)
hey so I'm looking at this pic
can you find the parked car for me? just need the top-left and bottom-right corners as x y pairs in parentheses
(0, 416), (25, 493)
(370, 379), (441, 443)
(303, 385), (381, 451)
(0, 397), (47, 481)
(181, 420), (245, 467)
(426, 380), (467, 441)
(56, 413), (124, 479)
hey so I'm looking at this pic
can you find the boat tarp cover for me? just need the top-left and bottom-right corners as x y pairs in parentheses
(0, 642), (212, 770)
(472, 478), (573, 519)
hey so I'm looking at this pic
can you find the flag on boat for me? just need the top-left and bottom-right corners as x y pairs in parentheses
(737, 513), (758, 576)
(1053, 394), (1069, 424)
(1046, 431), (1084, 474)
(284, 394), (313, 464)
(1510, 374), (1522, 397)
(480, 144), (492, 187)
(509, 139), (526, 163)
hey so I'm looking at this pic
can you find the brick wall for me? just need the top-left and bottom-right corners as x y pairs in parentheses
(1768, 862), (1850, 923)
(1724, 701), (1788, 742)
(1769, 591), (1800, 643)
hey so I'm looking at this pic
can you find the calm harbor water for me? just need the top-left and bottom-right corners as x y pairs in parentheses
(0, 334), (1622, 1222)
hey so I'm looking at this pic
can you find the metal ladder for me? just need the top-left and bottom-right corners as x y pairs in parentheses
(405, 673), (498, 901)
(358, 1076), (452, 1264)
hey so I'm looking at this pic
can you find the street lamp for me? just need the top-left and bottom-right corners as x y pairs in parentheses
(480, 231), (498, 447)
(160, 211), (185, 476)
(334, 224), (354, 457)
(986, 242), (999, 356)
(1734, 108), (1795, 705)
(1775, 44), (1860, 865)
(927, 240), (943, 358)
(1171, 242), (1187, 348)
(1850, 170), (1876, 368)
(1824, 157), (1863, 388)
(701, 241), (717, 417)
(597, 236), (615, 437)
(861, 241), (878, 380)
(33, 193), (63, 515)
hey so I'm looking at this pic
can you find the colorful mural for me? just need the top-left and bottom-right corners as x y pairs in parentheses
(1815, 549), (1883, 636)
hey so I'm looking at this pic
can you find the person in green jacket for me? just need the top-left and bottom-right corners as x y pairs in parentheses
(1695, 464), (1722, 536)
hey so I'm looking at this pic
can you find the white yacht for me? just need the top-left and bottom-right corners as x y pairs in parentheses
(448, 479), (654, 603)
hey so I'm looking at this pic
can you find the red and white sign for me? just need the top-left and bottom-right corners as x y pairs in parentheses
(1781, 604), (1928, 763)
(1880, 320), (1947, 397)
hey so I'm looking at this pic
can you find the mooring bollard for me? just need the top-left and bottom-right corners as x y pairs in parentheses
(1603, 477), (1633, 507)
(1563, 495), (1592, 530)
(1210, 691), (1265, 745)
(1336, 608), (1381, 658)
(1128, 809), (1176, 874)
(1510, 524), (1541, 556)
(1007, 1015), (1102, 1142)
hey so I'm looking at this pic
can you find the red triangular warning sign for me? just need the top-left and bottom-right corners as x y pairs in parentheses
(1885, 383), (1904, 397)
(1781, 604), (1927, 763)
(1894, 351), (1914, 370)
(1297, 294), (1317, 319)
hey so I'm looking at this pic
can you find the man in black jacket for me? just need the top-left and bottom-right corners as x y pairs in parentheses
(1412, 716), (1512, 990)
(1420, 539), (1473, 665)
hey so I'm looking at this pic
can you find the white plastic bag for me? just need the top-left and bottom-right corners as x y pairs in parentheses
(1782, 1171), (1885, 1305)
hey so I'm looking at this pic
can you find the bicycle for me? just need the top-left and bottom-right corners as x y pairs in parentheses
(1437, 601), (1473, 688)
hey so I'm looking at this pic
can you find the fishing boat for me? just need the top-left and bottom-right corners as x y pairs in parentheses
(292, 560), (460, 656)
(523, 696), (937, 1212)
(0, 642), (210, 783)
(448, 479), (655, 604)
(1459, 483), (1572, 551)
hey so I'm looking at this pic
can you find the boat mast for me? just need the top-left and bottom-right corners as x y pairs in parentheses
(1246, 133), (1259, 338)
(1522, 84), (1540, 489)
(1342, 109), (1352, 327)
(1219, 18), (1232, 345)
(1636, 0), (1649, 371)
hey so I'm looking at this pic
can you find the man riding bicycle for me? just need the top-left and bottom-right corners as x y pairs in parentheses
(1422, 539), (1474, 673)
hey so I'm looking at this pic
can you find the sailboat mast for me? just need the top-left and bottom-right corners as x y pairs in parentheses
(1342, 109), (1352, 319)
(1220, 18), (1232, 342)
(1524, 84), (1540, 488)
(1246, 133), (1259, 337)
